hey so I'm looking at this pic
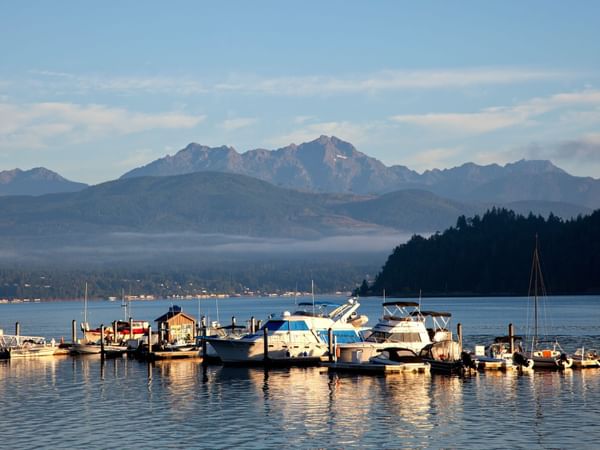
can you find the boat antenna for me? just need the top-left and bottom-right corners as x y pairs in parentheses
(84, 282), (88, 324)
(383, 288), (386, 302)
(419, 289), (422, 310)
(215, 297), (220, 324)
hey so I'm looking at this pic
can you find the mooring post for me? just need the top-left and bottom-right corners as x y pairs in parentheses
(112, 320), (118, 344)
(509, 323), (515, 353)
(15, 322), (20, 337)
(457, 323), (463, 348)
(200, 316), (207, 360)
(257, 320), (262, 330)
(147, 325), (153, 354)
(328, 328), (334, 363)
(71, 320), (77, 344)
(129, 317), (134, 340)
(100, 324), (105, 360)
(250, 316), (255, 334)
(263, 327), (269, 363)
(232, 316), (236, 330)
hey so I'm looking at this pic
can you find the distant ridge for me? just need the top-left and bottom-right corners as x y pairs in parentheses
(0, 167), (88, 196)
(121, 136), (600, 208)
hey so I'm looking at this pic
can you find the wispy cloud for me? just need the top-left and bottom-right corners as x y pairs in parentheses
(266, 121), (380, 147)
(405, 147), (462, 172)
(390, 89), (600, 135)
(0, 102), (206, 149)
(219, 117), (258, 131)
(25, 67), (573, 97)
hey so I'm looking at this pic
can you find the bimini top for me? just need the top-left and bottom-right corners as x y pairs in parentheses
(382, 301), (420, 308)
(411, 310), (452, 317)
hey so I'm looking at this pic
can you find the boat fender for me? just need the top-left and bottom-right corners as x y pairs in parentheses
(559, 353), (569, 368)
(335, 346), (341, 359)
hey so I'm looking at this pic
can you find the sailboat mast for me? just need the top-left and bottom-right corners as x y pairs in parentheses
(534, 237), (539, 348)
(84, 282), (88, 324)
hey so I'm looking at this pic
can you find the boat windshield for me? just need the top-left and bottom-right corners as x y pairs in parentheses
(261, 320), (310, 332)
(367, 331), (423, 343)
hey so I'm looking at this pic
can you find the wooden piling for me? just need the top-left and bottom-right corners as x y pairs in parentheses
(231, 316), (236, 330)
(250, 316), (256, 334)
(257, 320), (262, 330)
(129, 317), (134, 340)
(201, 316), (207, 359)
(263, 327), (269, 362)
(508, 323), (515, 353)
(147, 325), (153, 353)
(15, 322), (20, 336)
(112, 320), (118, 344)
(71, 320), (77, 343)
(457, 323), (463, 348)
(100, 324), (105, 360)
(328, 328), (334, 362)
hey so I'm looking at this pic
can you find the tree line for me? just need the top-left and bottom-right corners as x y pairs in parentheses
(357, 208), (600, 296)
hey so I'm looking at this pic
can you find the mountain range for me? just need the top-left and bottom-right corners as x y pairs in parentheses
(121, 136), (600, 208)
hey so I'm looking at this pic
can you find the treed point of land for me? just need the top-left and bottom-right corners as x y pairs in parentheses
(358, 208), (600, 297)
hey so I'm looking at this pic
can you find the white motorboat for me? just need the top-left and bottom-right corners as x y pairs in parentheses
(336, 302), (448, 364)
(0, 334), (57, 359)
(205, 297), (366, 364)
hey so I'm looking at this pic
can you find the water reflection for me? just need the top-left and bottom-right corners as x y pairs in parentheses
(1, 356), (600, 449)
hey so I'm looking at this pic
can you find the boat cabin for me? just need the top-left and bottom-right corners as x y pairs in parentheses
(155, 306), (197, 343)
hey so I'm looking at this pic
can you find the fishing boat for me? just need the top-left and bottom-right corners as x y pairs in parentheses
(205, 297), (365, 364)
(335, 301), (437, 364)
(525, 237), (573, 370)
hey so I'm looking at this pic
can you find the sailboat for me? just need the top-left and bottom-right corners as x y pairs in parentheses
(525, 237), (573, 370)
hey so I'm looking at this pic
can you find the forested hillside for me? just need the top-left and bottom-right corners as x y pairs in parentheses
(359, 209), (600, 296)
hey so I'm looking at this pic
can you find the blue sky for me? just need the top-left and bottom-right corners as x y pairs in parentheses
(1, 1), (599, 183)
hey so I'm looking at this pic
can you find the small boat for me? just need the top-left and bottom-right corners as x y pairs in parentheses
(70, 341), (128, 356)
(473, 336), (534, 370)
(369, 347), (430, 372)
(524, 238), (573, 370)
(162, 340), (197, 352)
(0, 335), (57, 359)
(419, 340), (470, 374)
(570, 347), (600, 369)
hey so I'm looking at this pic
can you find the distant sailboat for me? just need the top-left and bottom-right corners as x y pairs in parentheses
(525, 236), (573, 370)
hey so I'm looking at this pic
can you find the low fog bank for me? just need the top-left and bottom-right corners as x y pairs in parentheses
(0, 231), (415, 267)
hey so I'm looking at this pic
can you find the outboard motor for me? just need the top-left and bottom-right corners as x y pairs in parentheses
(461, 351), (478, 370)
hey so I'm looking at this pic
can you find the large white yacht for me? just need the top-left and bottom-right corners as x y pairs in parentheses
(336, 301), (448, 363)
(205, 297), (366, 364)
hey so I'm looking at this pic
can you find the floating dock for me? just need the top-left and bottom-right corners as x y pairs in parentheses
(144, 350), (202, 361)
(323, 361), (430, 375)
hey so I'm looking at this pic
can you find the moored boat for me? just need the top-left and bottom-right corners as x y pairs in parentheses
(205, 297), (365, 364)
(524, 238), (573, 370)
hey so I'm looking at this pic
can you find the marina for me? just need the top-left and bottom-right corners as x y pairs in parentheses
(1, 295), (600, 448)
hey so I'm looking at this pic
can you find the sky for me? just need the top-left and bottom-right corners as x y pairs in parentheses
(1, 1), (600, 184)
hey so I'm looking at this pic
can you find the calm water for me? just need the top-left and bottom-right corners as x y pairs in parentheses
(1, 296), (600, 449)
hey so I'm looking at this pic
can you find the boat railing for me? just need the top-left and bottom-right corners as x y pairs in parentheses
(0, 334), (47, 348)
